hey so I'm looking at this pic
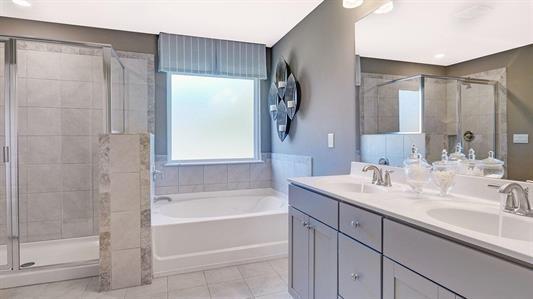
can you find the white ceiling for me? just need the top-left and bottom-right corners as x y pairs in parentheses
(355, 0), (533, 66)
(0, 0), (324, 47)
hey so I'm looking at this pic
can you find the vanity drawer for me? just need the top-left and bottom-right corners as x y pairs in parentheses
(338, 233), (381, 299)
(289, 184), (338, 229)
(339, 202), (382, 252)
(383, 219), (533, 299)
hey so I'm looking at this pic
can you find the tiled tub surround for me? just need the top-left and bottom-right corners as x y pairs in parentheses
(271, 153), (312, 194)
(99, 134), (152, 291)
(154, 153), (312, 196)
(13, 41), (107, 243)
(154, 154), (273, 195)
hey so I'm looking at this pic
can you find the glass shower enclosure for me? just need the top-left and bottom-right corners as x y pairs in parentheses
(363, 74), (500, 164)
(0, 36), (125, 275)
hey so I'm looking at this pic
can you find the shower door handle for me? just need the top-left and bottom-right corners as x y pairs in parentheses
(2, 146), (8, 163)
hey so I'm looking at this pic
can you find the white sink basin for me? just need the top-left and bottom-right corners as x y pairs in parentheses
(427, 207), (533, 242)
(328, 182), (403, 194)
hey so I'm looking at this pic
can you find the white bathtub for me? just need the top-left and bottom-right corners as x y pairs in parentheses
(151, 188), (288, 277)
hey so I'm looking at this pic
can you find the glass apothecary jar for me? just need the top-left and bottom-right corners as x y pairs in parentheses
(431, 150), (458, 196)
(449, 143), (467, 162)
(481, 151), (504, 178)
(459, 148), (483, 176)
(403, 145), (431, 194)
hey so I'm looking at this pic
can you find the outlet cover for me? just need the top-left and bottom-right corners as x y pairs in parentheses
(513, 134), (529, 144)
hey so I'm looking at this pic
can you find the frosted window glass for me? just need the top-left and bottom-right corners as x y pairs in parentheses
(170, 74), (256, 161)
(399, 90), (422, 133)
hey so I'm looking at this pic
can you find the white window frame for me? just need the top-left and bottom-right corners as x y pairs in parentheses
(166, 73), (262, 166)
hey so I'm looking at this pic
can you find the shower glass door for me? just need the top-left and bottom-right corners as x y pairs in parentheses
(16, 39), (103, 268)
(0, 40), (11, 270)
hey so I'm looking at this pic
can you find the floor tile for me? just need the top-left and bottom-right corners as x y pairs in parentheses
(204, 266), (243, 285)
(255, 291), (293, 299)
(0, 283), (48, 299)
(208, 280), (253, 299)
(167, 286), (210, 299)
(237, 262), (277, 278)
(82, 277), (126, 299)
(245, 274), (286, 297)
(124, 277), (167, 299)
(268, 258), (288, 277)
(167, 271), (206, 291)
(41, 278), (91, 298)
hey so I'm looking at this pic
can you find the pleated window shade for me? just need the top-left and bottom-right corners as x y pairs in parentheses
(158, 32), (267, 80)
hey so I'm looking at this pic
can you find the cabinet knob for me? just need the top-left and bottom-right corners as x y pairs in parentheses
(350, 220), (360, 228)
(302, 221), (309, 228)
(351, 273), (359, 281)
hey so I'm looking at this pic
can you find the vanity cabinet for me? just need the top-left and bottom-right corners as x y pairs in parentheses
(289, 184), (533, 299)
(383, 257), (460, 299)
(288, 206), (338, 299)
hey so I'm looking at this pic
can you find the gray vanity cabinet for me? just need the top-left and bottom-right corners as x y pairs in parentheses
(289, 207), (310, 299)
(289, 207), (338, 299)
(288, 184), (339, 299)
(338, 233), (381, 299)
(383, 258), (460, 299)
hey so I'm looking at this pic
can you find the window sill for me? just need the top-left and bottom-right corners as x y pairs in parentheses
(164, 159), (265, 167)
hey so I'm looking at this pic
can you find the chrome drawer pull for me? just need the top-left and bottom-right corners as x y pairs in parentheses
(351, 273), (359, 281)
(350, 220), (360, 228)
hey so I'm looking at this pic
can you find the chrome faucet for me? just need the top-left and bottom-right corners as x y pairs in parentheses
(498, 183), (531, 217)
(362, 165), (393, 187)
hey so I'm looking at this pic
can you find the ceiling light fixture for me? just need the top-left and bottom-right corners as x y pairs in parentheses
(12, 0), (31, 7)
(434, 53), (445, 59)
(374, 1), (394, 14)
(343, 0), (364, 9)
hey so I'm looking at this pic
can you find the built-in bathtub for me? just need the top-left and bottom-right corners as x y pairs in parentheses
(151, 188), (288, 277)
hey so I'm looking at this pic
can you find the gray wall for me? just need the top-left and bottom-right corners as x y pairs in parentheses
(447, 45), (533, 181)
(269, 0), (386, 176)
(360, 57), (446, 76)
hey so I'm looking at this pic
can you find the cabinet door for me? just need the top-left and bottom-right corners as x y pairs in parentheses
(309, 217), (338, 299)
(289, 207), (311, 299)
(383, 258), (461, 299)
(338, 233), (381, 299)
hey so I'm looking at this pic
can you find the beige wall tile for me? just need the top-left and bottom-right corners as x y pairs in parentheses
(111, 248), (141, 289)
(110, 172), (140, 212)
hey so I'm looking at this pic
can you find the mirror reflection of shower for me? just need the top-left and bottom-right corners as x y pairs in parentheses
(360, 73), (506, 167)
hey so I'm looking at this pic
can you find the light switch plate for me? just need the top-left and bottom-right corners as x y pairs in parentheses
(328, 133), (335, 148)
(513, 134), (529, 144)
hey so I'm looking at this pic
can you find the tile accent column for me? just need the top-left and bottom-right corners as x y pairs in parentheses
(98, 133), (152, 291)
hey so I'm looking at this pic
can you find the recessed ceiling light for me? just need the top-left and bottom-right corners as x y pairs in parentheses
(343, 0), (364, 9)
(374, 1), (394, 14)
(434, 53), (445, 59)
(12, 0), (31, 7)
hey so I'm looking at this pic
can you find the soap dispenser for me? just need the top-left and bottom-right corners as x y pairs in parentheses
(431, 149), (457, 196)
(403, 145), (431, 194)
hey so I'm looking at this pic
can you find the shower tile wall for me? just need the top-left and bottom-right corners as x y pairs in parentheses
(15, 41), (105, 242)
(459, 68), (507, 164)
(154, 154), (273, 195)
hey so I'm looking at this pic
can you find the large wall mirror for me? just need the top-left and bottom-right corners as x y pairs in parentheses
(356, 0), (533, 181)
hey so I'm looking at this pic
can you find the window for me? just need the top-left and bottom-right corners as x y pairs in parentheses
(168, 74), (260, 164)
(398, 89), (422, 133)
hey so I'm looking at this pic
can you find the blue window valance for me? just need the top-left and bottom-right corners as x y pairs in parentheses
(158, 32), (267, 80)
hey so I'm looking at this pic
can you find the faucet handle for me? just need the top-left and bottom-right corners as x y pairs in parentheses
(383, 170), (393, 187)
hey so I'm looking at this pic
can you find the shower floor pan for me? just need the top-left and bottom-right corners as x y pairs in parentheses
(0, 236), (98, 268)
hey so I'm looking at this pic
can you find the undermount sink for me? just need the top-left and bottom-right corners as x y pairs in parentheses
(329, 182), (402, 194)
(427, 207), (533, 242)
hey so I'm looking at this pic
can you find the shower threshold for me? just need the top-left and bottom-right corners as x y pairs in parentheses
(0, 236), (98, 268)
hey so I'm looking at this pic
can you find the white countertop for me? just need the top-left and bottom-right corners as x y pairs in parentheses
(288, 173), (533, 266)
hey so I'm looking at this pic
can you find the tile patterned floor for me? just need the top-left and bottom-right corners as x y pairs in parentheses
(0, 258), (292, 299)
